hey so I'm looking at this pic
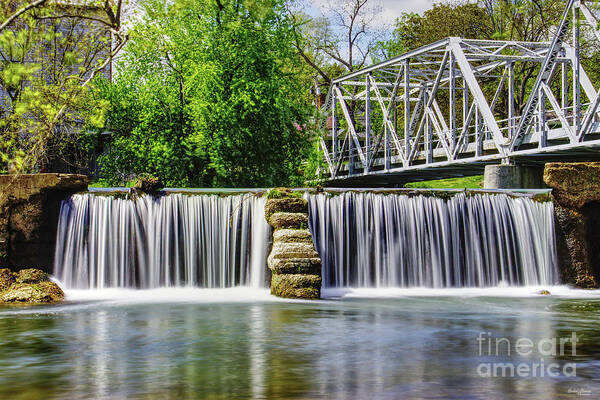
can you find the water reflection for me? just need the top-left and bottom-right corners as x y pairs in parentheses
(1, 296), (600, 399)
(249, 305), (266, 399)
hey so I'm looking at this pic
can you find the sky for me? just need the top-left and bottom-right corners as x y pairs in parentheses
(309, 0), (438, 27)
(359, 0), (437, 17)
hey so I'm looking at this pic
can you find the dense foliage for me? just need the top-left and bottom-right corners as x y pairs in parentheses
(93, 0), (314, 187)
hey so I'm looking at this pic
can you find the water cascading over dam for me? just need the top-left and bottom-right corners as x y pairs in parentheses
(307, 192), (558, 288)
(54, 191), (559, 290)
(54, 193), (270, 289)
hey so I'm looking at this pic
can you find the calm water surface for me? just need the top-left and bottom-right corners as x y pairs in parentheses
(1, 288), (600, 399)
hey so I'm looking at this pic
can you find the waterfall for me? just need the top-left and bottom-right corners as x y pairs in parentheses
(55, 190), (559, 291)
(54, 193), (271, 289)
(307, 192), (558, 288)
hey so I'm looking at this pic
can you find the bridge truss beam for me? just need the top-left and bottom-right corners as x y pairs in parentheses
(319, 0), (600, 183)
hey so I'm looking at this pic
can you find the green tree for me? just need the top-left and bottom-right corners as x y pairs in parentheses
(93, 0), (313, 187)
(376, 3), (492, 59)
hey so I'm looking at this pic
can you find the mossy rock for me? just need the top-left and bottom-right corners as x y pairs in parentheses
(0, 268), (64, 303)
(271, 274), (321, 299)
(0, 268), (16, 291)
(544, 162), (600, 208)
(266, 187), (293, 199)
(273, 229), (313, 244)
(16, 268), (47, 284)
(267, 212), (308, 229)
(1, 281), (64, 303)
(264, 198), (308, 221)
(268, 258), (322, 275)
(134, 175), (163, 194)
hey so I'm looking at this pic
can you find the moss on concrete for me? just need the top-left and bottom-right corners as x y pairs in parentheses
(270, 274), (321, 299)
(531, 192), (553, 203)
(404, 175), (484, 189)
(266, 187), (303, 199)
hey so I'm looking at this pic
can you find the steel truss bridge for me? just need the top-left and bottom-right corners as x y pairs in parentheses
(319, 0), (600, 185)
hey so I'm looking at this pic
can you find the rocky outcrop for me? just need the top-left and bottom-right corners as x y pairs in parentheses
(0, 268), (64, 303)
(0, 174), (87, 272)
(265, 191), (321, 299)
(544, 163), (600, 288)
(544, 162), (600, 208)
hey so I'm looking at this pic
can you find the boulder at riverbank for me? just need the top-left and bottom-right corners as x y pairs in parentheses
(0, 268), (64, 303)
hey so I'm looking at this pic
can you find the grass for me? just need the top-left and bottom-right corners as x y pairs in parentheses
(404, 175), (484, 189)
(266, 188), (303, 199)
(88, 179), (136, 188)
(87, 176), (484, 190)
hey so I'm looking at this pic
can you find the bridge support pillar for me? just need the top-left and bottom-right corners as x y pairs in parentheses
(483, 164), (546, 189)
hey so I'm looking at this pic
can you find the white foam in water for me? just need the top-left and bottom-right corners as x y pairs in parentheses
(0, 287), (282, 317)
(321, 286), (600, 299)
(61, 286), (600, 305)
(3, 283), (599, 318)
(63, 287), (278, 304)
